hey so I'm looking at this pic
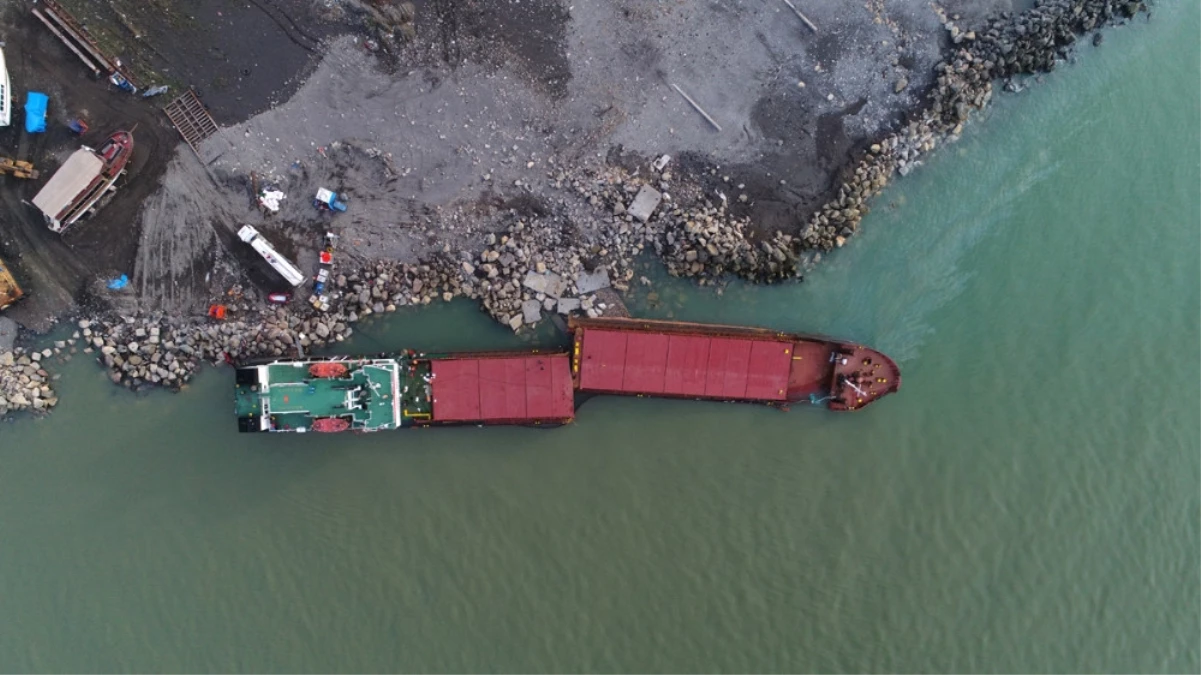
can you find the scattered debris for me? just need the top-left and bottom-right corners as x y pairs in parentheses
(670, 83), (722, 132)
(780, 0), (819, 33)
(258, 189), (286, 213)
(627, 185), (663, 223)
(105, 274), (130, 290)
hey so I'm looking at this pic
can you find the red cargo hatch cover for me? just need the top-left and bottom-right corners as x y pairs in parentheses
(578, 329), (792, 401)
(430, 354), (574, 423)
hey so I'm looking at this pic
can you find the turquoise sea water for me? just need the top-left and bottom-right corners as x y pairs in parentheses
(0, 3), (1197, 672)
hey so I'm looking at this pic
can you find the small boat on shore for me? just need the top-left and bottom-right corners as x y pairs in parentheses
(233, 318), (900, 434)
(32, 129), (134, 233)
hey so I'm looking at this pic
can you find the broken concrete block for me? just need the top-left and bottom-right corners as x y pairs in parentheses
(575, 268), (611, 295)
(522, 271), (566, 298)
(557, 297), (581, 315)
(521, 299), (543, 324)
(627, 185), (663, 222)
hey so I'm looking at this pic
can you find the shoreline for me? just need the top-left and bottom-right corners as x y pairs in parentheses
(0, 0), (1148, 417)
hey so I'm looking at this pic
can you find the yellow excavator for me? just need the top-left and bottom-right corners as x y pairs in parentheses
(0, 257), (22, 311)
(0, 157), (34, 309)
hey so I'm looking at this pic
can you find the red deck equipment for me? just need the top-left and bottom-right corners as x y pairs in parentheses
(309, 362), (349, 378)
(312, 417), (351, 433)
(429, 353), (574, 424)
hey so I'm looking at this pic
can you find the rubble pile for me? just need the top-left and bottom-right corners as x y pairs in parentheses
(0, 346), (64, 416)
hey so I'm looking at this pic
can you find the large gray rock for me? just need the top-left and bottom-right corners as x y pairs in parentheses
(557, 297), (582, 315)
(521, 299), (542, 325)
(576, 268), (611, 294)
(0, 316), (17, 353)
(522, 271), (566, 298)
(627, 185), (662, 222)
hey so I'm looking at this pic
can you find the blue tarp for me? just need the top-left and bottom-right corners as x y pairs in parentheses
(24, 92), (48, 134)
(106, 274), (129, 290)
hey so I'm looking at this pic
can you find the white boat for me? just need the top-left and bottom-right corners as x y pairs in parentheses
(0, 47), (10, 127)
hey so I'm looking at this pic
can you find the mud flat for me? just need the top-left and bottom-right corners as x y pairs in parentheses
(0, 0), (1149, 412)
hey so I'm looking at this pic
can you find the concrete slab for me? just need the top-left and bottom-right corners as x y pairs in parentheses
(523, 271), (566, 298)
(627, 185), (662, 222)
(521, 299), (543, 324)
(557, 297), (581, 315)
(575, 268), (611, 295)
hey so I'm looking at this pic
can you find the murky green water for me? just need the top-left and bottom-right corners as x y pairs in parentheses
(1, 4), (1198, 672)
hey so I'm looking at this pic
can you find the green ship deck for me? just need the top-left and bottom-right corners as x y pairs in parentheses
(235, 359), (402, 432)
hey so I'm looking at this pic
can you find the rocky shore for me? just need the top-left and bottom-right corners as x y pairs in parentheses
(0, 0), (1148, 416)
(0, 314), (62, 416)
(798, 0), (1147, 250)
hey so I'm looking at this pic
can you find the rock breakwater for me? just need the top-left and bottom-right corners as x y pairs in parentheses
(800, 0), (1146, 250)
(0, 347), (62, 417)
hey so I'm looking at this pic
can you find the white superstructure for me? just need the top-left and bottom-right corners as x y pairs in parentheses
(237, 225), (305, 287)
(0, 47), (11, 127)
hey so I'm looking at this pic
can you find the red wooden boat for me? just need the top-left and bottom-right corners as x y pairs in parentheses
(309, 362), (349, 378)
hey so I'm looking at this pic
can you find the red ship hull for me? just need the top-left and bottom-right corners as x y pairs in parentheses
(96, 130), (134, 177)
(569, 317), (900, 411)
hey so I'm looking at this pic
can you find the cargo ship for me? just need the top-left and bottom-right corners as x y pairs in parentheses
(235, 350), (574, 433)
(234, 317), (899, 433)
(32, 129), (133, 233)
(569, 317), (900, 411)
